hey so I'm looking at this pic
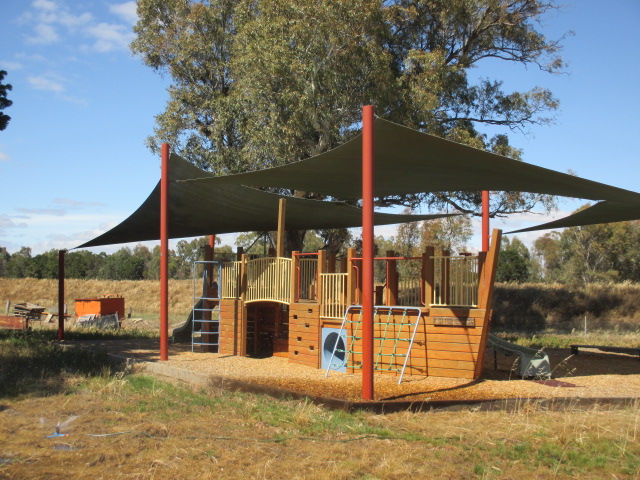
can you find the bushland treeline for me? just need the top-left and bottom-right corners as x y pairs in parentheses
(3, 216), (640, 285)
(0, 238), (235, 281)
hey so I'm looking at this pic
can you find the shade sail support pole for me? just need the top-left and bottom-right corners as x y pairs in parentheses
(482, 191), (490, 252)
(160, 143), (170, 361)
(362, 105), (375, 401)
(276, 198), (286, 257)
(58, 249), (65, 341)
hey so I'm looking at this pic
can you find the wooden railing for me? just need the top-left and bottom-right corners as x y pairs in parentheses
(246, 257), (292, 304)
(221, 261), (241, 299)
(396, 277), (422, 306)
(432, 254), (479, 307)
(320, 273), (348, 319)
(298, 258), (318, 301)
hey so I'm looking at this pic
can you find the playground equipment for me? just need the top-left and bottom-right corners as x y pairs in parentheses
(187, 228), (502, 380)
(488, 333), (551, 378)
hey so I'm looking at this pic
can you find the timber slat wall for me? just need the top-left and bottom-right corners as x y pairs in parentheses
(219, 299), (242, 355)
(343, 306), (486, 379)
(288, 303), (320, 368)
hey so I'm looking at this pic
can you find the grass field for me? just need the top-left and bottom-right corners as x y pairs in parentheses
(1, 331), (640, 479)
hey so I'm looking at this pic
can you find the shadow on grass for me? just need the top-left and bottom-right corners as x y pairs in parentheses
(0, 330), (122, 398)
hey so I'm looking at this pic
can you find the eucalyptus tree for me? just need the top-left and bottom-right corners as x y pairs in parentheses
(132, 0), (565, 248)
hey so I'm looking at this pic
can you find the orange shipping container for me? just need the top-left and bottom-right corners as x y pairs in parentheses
(75, 296), (125, 319)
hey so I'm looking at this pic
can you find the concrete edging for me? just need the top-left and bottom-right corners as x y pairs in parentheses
(103, 351), (640, 414)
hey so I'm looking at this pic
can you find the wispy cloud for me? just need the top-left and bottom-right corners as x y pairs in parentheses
(16, 207), (66, 216)
(0, 215), (28, 234)
(53, 198), (105, 207)
(0, 61), (24, 71)
(20, 0), (133, 54)
(86, 22), (134, 52)
(109, 2), (138, 25)
(0, 151), (10, 162)
(27, 73), (65, 92)
(26, 22), (60, 44)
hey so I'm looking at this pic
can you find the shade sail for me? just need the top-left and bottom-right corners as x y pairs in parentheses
(508, 201), (640, 234)
(76, 153), (452, 249)
(181, 118), (640, 204)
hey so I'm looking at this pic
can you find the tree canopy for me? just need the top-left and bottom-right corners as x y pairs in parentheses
(132, 0), (565, 221)
(0, 70), (12, 131)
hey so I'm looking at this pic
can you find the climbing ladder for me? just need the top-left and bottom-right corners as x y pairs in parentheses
(191, 260), (222, 352)
(325, 305), (423, 384)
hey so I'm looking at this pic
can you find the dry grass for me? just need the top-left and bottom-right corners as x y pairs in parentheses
(0, 278), (193, 323)
(493, 282), (640, 331)
(1, 373), (639, 479)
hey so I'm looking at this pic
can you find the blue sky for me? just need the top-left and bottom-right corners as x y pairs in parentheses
(1, 0), (639, 255)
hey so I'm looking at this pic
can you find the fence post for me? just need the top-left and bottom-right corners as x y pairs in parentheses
(442, 249), (450, 305)
(317, 250), (326, 306)
(346, 247), (356, 306)
(290, 251), (299, 304)
(423, 246), (434, 307)
(239, 253), (248, 356)
(386, 250), (398, 306)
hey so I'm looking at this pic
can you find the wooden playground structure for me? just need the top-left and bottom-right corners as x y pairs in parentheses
(191, 224), (502, 381)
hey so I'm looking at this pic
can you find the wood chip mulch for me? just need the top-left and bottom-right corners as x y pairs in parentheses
(71, 339), (640, 403)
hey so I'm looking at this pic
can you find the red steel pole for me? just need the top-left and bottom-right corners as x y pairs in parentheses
(57, 249), (65, 341)
(160, 143), (170, 361)
(482, 190), (490, 252)
(362, 105), (375, 400)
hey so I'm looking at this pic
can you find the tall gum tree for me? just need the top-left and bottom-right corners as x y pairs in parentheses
(132, 0), (566, 249)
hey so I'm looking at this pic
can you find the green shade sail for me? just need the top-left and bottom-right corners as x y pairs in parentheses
(181, 118), (640, 204)
(508, 201), (640, 234)
(76, 153), (452, 249)
(78, 116), (640, 249)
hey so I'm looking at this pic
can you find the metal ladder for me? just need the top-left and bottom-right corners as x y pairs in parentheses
(325, 305), (423, 384)
(191, 260), (222, 352)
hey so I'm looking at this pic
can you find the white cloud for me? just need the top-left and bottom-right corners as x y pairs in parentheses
(86, 22), (134, 52)
(33, 0), (57, 12)
(0, 215), (28, 235)
(0, 61), (24, 71)
(16, 207), (66, 217)
(0, 152), (10, 162)
(27, 74), (65, 92)
(27, 23), (60, 44)
(109, 2), (138, 25)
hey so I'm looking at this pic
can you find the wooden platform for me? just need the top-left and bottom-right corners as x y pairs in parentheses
(571, 344), (640, 359)
(0, 315), (29, 330)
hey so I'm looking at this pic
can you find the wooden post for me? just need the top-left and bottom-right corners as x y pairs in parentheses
(290, 251), (299, 304)
(442, 249), (450, 305)
(385, 250), (397, 306)
(317, 249), (326, 307)
(327, 254), (336, 273)
(475, 229), (503, 378)
(361, 104), (375, 401)
(239, 253), (248, 356)
(482, 191), (490, 252)
(58, 249), (65, 341)
(477, 251), (487, 307)
(423, 246), (434, 307)
(276, 198), (286, 258)
(236, 246), (244, 261)
(346, 247), (356, 306)
(160, 143), (170, 361)
(5, 300), (10, 315)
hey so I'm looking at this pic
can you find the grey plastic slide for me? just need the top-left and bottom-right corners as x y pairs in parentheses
(488, 333), (551, 378)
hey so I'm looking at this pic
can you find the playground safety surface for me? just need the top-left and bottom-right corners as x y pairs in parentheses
(69, 338), (640, 408)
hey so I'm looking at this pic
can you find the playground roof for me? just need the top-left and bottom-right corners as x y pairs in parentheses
(508, 200), (640, 233)
(79, 116), (640, 249)
(77, 153), (451, 249)
(182, 118), (640, 204)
